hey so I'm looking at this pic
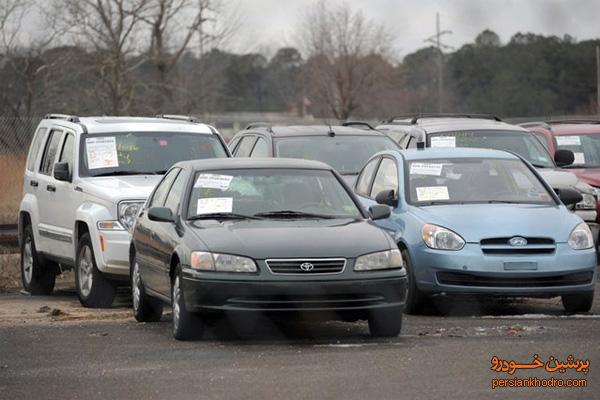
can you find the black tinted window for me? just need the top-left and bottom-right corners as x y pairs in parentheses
(149, 168), (180, 208)
(164, 170), (188, 214)
(39, 130), (63, 175)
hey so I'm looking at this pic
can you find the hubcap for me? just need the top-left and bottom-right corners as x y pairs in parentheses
(132, 262), (141, 312)
(78, 245), (94, 298)
(172, 276), (181, 331)
(22, 238), (33, 284)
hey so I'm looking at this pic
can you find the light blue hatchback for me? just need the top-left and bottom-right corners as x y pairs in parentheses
(354, 148), (597, 314)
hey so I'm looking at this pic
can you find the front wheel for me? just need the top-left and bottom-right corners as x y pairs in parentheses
(20, 225), (56, 295)
(75, 233), (116, 308)
(562, 291), (594, 313)
(172, 266), (204, 340)
(368, 307), (403, 337)
(401, 249), (427, 315)
(131, 257), (163, 322)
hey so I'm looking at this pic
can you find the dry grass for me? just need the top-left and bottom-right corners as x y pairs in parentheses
(0, 153), (25, 224)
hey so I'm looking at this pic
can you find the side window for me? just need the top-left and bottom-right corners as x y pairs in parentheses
(26, 128), (47, 172)
(164, 170), (188, 214)
(356, 158), (380, 196)
(39, 130), (63, 175)
(250, 137), (268, 157)
(59, 133), (75, 175)
(406, 136), (417, 149)
(370, 158), (399, 198)
(235, 136), (257, 157)
(532, 132), (550, 151)
(228, 137), (240, 153)
(149, 168), (180, 208)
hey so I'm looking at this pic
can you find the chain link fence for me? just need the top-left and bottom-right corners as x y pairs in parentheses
(0, 117), (41, 225)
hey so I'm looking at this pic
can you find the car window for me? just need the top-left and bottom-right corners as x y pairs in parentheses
(554, 134), (600, 168)
(26, 127), (47, 172)
(164, 169), (188, 214)
(532, 132), (550, 151)
(406, 136), (417, 149)
(149, 168), (180, 208)
(39, 130), (64, 175)
(250, 137), (268, 157)
(356, 157), (380, 196)
(370, 158), (399, 197)
(228, 137), (240, 153)
(59, 133), (75, 175)
(235, 136), (257, 157)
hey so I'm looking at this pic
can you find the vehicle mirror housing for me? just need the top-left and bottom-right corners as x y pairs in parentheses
(148, 207), (175, 223)
(555, 149), (574, 167)
(375, 189), (398, 208)
(53, 162), (71, 182)
(556, 188), (583, 206)
(369, 204), (391, 221)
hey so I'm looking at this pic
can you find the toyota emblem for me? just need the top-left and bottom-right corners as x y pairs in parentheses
(300, 262), (314, 272)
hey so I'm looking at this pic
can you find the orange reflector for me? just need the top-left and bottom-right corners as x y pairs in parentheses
(99, 235), (105, 252)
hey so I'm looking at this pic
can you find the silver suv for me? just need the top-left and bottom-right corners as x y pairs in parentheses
(19, 114), (230, 307)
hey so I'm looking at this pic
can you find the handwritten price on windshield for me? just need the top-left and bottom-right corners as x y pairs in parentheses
(491, 355), (589, 376)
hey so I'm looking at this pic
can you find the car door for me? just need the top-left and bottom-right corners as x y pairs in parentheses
(35, 128), (66, 255)
(136, 168), (180, 292)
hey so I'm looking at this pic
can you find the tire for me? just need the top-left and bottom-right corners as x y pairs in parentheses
(20, 224), (56, 295)
(401, 249), (427, 315)
(75, 232), (116, 308)
(562, 291), (594, 313)
(172, 265), (203, 340)
(131, 256), (163, 322)
(368, 307), (403, 337)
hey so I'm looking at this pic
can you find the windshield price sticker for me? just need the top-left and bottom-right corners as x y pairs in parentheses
(556, 136), (581, 146)
(410, 162), (443, 176)
(86, 137), (119, 169)
(194, 174), (234, 190)
(573, 152), (585, 164)
(416, 186), (449, 201)
(430, 136), (456, 148)
(197, 197), (233, 214)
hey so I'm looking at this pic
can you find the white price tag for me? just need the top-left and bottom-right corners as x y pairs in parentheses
(86, 137), (119, 169)
(410, 162), (443, 176)
(416, 186), (449, 201)
(556, 136), (581, 146)
(573, 152), (586, 164)
(430, 136), (456, 148)
(194, 174), (234, 190)
(196, 197), (233, 214)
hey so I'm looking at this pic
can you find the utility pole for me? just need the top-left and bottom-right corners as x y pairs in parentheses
(424, 13), (452, 112)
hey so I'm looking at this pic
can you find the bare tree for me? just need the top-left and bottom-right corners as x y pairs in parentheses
(60, 0), (151, 115)
(297, 1), (393, 119)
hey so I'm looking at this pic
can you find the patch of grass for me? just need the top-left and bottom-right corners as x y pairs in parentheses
(0, 153), (26, 224)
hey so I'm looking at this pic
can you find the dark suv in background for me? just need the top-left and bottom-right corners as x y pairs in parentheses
(228, 123), (400, 185)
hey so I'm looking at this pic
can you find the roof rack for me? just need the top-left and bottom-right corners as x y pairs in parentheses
(545, 119), (600, 125)
(519, 121), (550, 129)
(155, 114), (201, 123)
(44, 113), (80, 123)
(385, 113), (502, 124)
(245, 122), (273, 132)
(341, 121), (375, 130)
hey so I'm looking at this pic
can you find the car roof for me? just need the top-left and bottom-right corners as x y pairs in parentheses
(392, 147), (520, 161)
(380, 118), (527, 134)
(176, 157), (334, 171)
(242, 125), (387, 138)
(41, 116), (214, 135)
(548, 123), (600, 135)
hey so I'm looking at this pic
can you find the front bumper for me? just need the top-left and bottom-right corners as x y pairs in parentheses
(181, 274), (407, 313)
(92, 229), (131, 276)
(411, 243), (597, 296)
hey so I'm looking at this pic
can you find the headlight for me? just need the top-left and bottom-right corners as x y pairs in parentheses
(568, 222), (594, 250)
(118, 201), (145, 232)
(422, 223), (465, 250)
(354, 249), (403, 271)
(576, 193), (596, 210)
(190, 251), (257, 273)
(592, 187), (600, 198)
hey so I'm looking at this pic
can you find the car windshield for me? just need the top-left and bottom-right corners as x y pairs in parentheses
(79, 132), (227, 177)
(406, 158), (555, 206)
(554, 133), (600, 168)
(274, 135), (398, 174)
(428, 130), (555, 168)
(187, 168), (362, 219)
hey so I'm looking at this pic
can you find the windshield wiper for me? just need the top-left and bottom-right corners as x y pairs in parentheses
(487, 200), (526, 204)
(254, 210), (335, 219)
(91, 170), (156, 177)
(530, 163), (551, 169)
(188, 212), (263, 221)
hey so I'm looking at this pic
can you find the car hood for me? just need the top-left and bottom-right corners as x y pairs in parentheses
(187, 218), (393, 259)
(80, 175), (163, 202)
(563, 168), (600, 188)
(412, 204), (581, 243)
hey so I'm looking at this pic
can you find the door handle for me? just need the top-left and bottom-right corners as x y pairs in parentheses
(30, 180), (38, 187)
(46, 185), (56, 192)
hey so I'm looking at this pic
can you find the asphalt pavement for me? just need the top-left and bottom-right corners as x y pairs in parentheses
(0, 282), (599, 400)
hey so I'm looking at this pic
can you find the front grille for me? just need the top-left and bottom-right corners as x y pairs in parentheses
(266, 258), (346, 274)
(480, 237), (556, 255)
(437, 271), (594, 288)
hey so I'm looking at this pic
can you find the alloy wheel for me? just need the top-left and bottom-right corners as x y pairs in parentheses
(78, 245), (94, 298)
(22, 238), (33, 284)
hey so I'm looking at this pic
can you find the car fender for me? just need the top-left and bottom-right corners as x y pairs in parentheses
(19, 192), (41, 246)
(74, 201), (115, 268)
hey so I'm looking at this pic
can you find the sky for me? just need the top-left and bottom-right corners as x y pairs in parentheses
(232, 0), (600, 58)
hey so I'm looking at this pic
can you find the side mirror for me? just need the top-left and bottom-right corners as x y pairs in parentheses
(369, 204), (391, 221)
(555, 149), (574, 167)
(148, 207), (175, 223)
(53, 162), (71, 182)
(375, 189), (398, 208)
(556, 188), (582, 206)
